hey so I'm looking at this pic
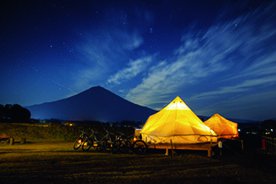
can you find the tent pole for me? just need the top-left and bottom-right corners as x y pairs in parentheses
(165, 148), (169, 156)
(241, 139), (244, 152)
(170, 139), (173, 158)
(208, 136), (212, 157)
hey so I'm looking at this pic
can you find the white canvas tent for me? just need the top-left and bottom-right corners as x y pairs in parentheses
(204, 113), (239, 139)
(141, 96), (217, 144)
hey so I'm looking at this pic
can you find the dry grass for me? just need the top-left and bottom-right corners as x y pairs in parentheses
(1, 141), (276, 184)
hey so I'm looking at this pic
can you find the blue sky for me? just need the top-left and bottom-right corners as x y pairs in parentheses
(0, 0), (276, 120)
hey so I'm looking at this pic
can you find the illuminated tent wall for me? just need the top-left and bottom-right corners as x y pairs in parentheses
(140, 96), (217, 144)
(204, 113), (239, 139)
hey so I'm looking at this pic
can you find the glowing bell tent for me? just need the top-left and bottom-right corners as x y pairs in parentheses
(140, 96), (217, 144)
(204, 113), (239, 139)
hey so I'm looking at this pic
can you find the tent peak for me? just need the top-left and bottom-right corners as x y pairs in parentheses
(165, 96), (190, 110)
(212, 113), (228, 120)
(172, 96), (184, 102)
(213, 113), (221, 117)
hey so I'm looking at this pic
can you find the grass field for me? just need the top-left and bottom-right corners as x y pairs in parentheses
(1, 141), (276, 184)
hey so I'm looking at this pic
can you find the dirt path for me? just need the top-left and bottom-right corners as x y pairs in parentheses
(0, 142), (275, 184)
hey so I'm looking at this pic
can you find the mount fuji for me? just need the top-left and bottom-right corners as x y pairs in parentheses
(27, 86), (155, 122)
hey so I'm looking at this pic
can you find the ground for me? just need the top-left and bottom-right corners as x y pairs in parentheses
(0, 141), (276, 184)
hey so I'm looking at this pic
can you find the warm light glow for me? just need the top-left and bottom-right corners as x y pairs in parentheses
(166, 102), (189, 110)
(141, 96), (217, 144)
(165, 96), (190, 110)
(204, 113), (239, 139)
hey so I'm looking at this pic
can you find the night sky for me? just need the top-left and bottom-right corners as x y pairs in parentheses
(1, 0), (276, 120)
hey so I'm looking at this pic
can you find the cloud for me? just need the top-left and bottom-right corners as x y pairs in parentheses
(126, 28), (233, 107)
(122, 32), (144, 50)
(126, 60), (184, 107)
(226, 52), (276, 81)
(107, 56), (152, 85)
(191, 75), (276, 100)
(74, 29), (144, 90)
(125, 46), (228, 108)
(190, 8), (276, 100)
(196, 90), (276, 120)
(126, 3), (276, 111)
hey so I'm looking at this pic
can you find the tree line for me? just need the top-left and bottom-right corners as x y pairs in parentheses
(0, 104), (31, 122)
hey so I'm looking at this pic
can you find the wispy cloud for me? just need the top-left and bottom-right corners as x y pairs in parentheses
(126, 60), (185, 107)
(74, 29), (144, 91)
(226, 52), (276, 81)
(122, 32), (144, 50)
(125, 44), (229, 108)
(191, 75), (276, 100)
(190, 6), (276, 101)
(107, 56), (152, 85)
(126, 4), (276, 112)
(196, 90), (276, 120)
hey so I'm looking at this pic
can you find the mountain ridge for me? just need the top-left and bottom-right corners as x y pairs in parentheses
(27, 86), (156, 122)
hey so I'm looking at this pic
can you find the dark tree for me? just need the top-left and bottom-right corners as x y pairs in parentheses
(0, 104), (4, 121)
(11, 104), (31, 122)
(0, 104), (31, 123)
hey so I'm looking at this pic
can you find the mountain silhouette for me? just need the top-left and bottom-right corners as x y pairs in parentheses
(27, 86), (156, 122)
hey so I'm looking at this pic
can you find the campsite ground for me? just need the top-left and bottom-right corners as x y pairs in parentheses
(0, 141), (276, 184)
